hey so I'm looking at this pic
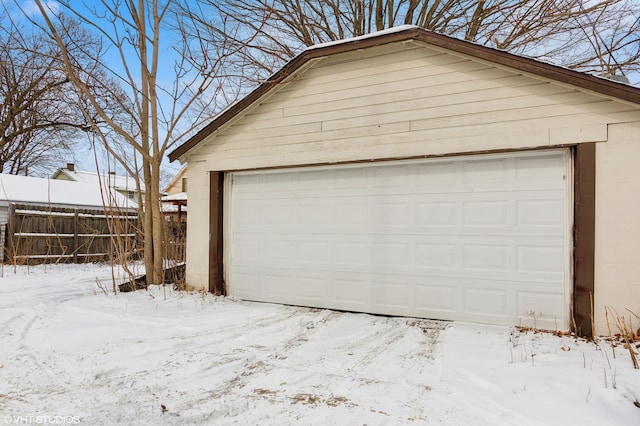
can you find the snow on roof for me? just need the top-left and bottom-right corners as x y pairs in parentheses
(161, 192), (187, 202)
(55, 168), (145, 192)
(306, 25), (419, 51)
(161, 203), (187, 213)
(251, 26), (423, 88)
(0, 173), (138, 210)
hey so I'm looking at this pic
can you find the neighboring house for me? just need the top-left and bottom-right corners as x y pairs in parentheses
(168, 26), (640, 335)
(52, 163), (145, 203)
(0, 173), (137, 261)
(163, 166), (187, 195)
(161, 166), (187, 222)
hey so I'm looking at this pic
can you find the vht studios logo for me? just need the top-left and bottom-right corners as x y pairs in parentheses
(3, 416), (81, 424)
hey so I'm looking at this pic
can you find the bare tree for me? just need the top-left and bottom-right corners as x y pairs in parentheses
(0, 8), (101, 176)
(189, 0), (640, 85)
(32, 0), (259, 287)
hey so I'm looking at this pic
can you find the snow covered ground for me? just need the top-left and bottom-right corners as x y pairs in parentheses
(0, 264), (638, 425)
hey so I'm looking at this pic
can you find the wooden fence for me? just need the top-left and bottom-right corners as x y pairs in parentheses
(4, 203), (140, 265)
(164, 220), (186, 263)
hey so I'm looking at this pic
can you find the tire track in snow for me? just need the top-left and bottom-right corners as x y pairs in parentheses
(279, 310), (344, 353)
(164, 304), (315, 348)
(347, 327), (407, 372)
(75, 306), (346, 421)
(163, 310), (352, 423)
(0, 311), (26, 336)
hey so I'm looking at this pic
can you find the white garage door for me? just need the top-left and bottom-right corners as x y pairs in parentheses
(228, 150), (571, 328)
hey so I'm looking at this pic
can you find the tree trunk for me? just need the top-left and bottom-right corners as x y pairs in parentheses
(142, 159), (155, 284)
(151, 159), (164, 285)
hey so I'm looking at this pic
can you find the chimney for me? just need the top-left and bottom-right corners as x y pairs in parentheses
(66, 163), (75, 172)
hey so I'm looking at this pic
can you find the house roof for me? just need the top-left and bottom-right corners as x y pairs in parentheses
(52, 167), (145, 192)
(161, 192), (187, 203)
(162, 166), (187, 194)
(0, 173), (138, 210)
(168, 25), (640, 163)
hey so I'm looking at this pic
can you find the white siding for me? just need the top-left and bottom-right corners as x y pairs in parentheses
(594, 121), (640, 333)
(189, 42), (638, 170)
(184, 161), (210, 290)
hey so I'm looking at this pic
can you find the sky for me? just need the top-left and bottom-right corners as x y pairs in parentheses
(7, 0), (192, 184)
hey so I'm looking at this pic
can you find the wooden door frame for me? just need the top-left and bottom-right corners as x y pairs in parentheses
(573, 143), (596, 338)
(209, 171), (225, 295)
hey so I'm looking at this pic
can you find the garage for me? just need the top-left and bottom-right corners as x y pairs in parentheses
(228, 150), (571, 328)
(170, 26), (640, 334)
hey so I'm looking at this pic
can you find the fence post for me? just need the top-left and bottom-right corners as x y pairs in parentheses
(7, 204), (15, 264)
(73, 209), (79, 263)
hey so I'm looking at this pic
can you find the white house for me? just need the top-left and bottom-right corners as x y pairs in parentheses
(161, 166), (188, 222)
(0, 173), (136, 261)
(169, 26), (640, 335)
(52, 163), (144, 203)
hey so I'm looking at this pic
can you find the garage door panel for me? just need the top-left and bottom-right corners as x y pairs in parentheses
(297, 274), (330, 302)
(463, 287), (510, 316)
(373, 202), (412, 227)
(229, 150), (570, 327)
(462, 157), (510, 183)
(297, 240), (332, 264)
(233, 236), (564, 281)
(515, 154), (567, 181)
(297, 202), (332, 225)
(231, 237), (261, 261)
(263, 173), (293, 191)
(331, 167), (368, 188)
(232, 268), (567, 326)
(260, 239), (292, 261)
(516, 245), (565, 274)
(295, 169), (330, 190)
(233, 272), (261, 299)
(416, 161), (457, 185)
(414, 284), (457, 313)
(516, 290), (565, 327)
(232, 174), (262, 192)
(333, 241), (370, 265)
(372, 164), (413, 187)
(372, 242), (411, 267)
(331, 276), (370, 306)
(416, 243), (457, 269)
(463, 244), (509, 271)
(233, 200), (260, 227)
(463, 200), (509, 227)
(416, 201), (457, 226)
(516, 198), (565, 229)
(334, 202), (371, 227)
(371, 278), (412, 309)
(261, 273), (292, 298)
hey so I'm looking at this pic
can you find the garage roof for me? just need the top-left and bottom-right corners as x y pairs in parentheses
(169, 25), (640, 162)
